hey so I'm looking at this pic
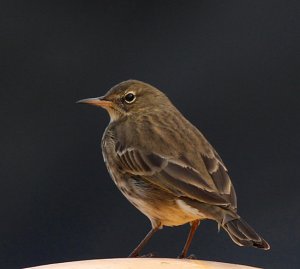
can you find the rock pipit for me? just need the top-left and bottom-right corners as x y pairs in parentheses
(77, 80), (270, 258)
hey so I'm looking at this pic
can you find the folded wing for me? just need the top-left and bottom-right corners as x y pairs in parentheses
(115, 143), (236, 209)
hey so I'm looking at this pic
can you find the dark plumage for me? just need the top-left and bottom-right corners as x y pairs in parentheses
(77, 80), (270, 258)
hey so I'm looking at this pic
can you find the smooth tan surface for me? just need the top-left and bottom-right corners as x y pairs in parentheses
(26, 258), (261, 269)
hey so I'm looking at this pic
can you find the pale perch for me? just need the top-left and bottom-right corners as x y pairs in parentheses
(26, 258), (261, 269)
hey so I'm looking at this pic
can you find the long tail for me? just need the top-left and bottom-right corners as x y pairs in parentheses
(223, 216), (270, 250)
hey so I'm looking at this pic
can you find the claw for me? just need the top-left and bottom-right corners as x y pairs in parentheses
(129, 252), (156, 258)
(187, 254), (197, 259)
(140, 252), (156, 258)
(178, 253), (197, 259)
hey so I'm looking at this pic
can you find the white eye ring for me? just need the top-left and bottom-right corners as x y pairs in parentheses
(124, 92), (136, 104)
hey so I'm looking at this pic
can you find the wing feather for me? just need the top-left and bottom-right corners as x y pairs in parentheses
(116, 146), (235, 208)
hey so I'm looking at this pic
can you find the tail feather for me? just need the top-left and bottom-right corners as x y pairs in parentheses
(223, 217), (270, 250)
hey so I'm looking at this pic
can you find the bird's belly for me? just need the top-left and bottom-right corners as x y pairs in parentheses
(117, 177), (206, 227)
(127, 195), (203, 227)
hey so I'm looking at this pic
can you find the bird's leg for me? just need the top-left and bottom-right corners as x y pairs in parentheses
(178, 219), (200, 259)
(129, 226), (159, 257)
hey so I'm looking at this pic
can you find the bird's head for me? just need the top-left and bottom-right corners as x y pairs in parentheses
(77, 80), (171, 122)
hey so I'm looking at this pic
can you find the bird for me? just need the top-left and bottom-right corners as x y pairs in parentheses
(77, 79), (270, 258)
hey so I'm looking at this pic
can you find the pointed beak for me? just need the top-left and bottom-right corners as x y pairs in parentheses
(76, 96), (113, 108)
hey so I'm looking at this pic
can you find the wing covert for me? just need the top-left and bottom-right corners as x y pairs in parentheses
(115, 145), (234, 207)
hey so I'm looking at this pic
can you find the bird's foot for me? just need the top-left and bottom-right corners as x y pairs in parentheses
(128, 252), (156, 258)
(177, 253), (197, 259)
(186, 254), (197, 259)
(140, 252), (156, 258)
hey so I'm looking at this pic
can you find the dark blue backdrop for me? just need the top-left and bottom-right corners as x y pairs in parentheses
(0, 1), (299, 268)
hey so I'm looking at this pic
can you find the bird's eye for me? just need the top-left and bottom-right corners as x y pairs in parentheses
(124, 92), (136, 104)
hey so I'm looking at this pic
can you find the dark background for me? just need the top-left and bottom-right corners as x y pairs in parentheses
(1, 1), (299, 268)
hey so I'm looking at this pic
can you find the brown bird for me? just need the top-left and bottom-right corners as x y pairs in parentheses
(77, 80), (270, 258)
